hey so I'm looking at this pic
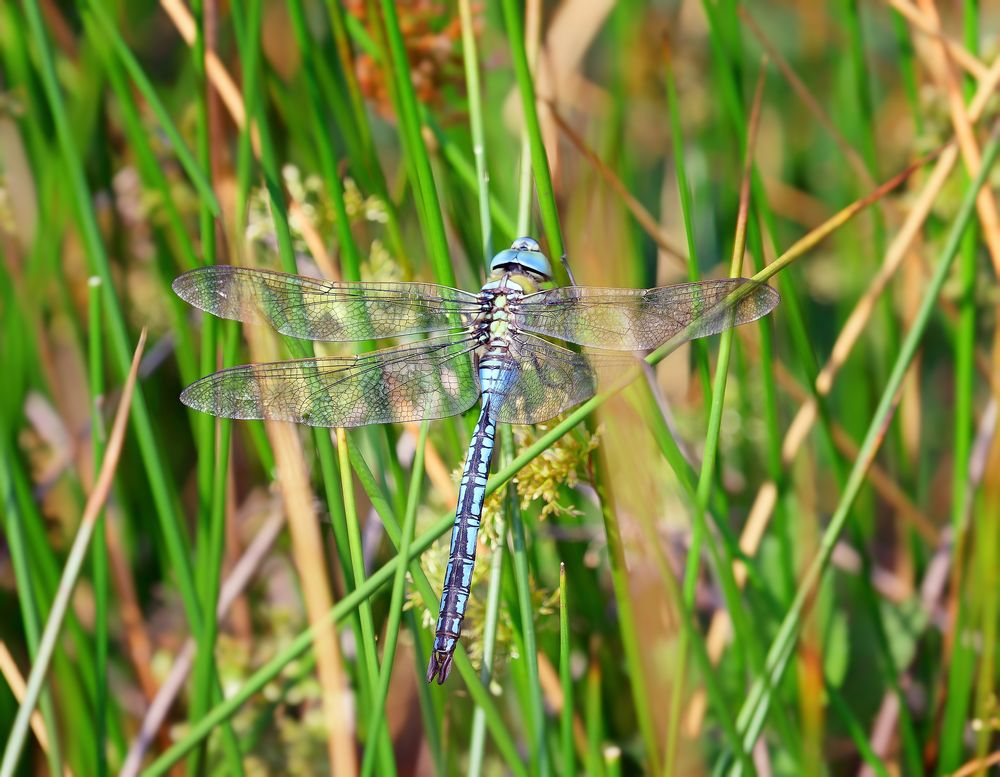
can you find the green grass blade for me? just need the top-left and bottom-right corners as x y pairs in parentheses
(88, 276), (110, 777)
(360, 422), (428, 777)
(501, 0), (565, 268)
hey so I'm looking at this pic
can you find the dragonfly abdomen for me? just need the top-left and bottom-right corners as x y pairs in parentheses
(426, 357), (517, 684)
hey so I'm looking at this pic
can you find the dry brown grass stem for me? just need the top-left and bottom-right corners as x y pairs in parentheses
(0, 643), (73, 776)
(266, 420), (357, 775)
(950, 750), (1000, 777)
(914, 0), (1000, 276)
(883, 0), (990, 81)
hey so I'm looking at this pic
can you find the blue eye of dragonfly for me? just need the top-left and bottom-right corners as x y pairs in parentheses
(172, 235), (779, 685)
(489, 236), (553, 279)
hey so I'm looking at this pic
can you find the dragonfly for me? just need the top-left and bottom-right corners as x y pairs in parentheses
(174, 236), (779, 684)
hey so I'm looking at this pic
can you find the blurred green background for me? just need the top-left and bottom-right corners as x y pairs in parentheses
(1, 0), (999, 775)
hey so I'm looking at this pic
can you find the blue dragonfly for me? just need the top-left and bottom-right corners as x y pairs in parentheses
(174, 237), (779, 684)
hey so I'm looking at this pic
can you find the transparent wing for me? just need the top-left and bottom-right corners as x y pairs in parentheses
(180, 334), (482, 428)
(512, 278), (779, 350)
(173, 265), (481, 342)
(498, 334), (642, 425)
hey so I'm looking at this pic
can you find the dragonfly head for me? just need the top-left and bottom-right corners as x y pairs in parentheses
(489, 237), (553, 281)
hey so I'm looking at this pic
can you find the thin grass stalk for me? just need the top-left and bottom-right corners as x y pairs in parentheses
(459, 0), (493, 260)
(604, 745), (622, 777)
(88, 276), (110, 777)
(459, 1), (515, 766)
(335, 429), (397, 777)
(187, 1), (223, 770)
(286, 0), (364, 279)
(505, 424), (551, 776)
(730, 126), (1000, 772)
(682, 58), (764, 600)
(965, 6), (996, 768)
(939, 2), (982, 768)
(465, 514), (506, 776)
(501, 0), (566, 268)
(663, 42), (722, 770)
(433, 122), (518, 242)
(971, 437), (999, 765)
(360, 422), (429, 777)
(672, 61), (790, 760)
(558, 564), (573, 775)
(664, 49), (712, 402)
(376, 0), (455, 286)
(515, 0), (541, 241)
(0, 330), (146, 777)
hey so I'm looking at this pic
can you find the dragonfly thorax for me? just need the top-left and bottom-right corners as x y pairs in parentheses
(476, 272), (537, 344)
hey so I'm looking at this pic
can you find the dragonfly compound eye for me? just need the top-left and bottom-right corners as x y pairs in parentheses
(489, 237), (552, 279)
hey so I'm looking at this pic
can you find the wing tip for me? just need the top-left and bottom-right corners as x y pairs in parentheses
(172, 266), (228, 311)
(759, 282), (781, 314)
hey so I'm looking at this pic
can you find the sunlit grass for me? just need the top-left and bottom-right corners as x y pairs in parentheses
(1, 2), (998, 776)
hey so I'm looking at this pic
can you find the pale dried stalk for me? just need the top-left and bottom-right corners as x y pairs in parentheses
(0, 643), (73, 776)
(914, 0), (1000, 275)
(883, 0), (990, 81)
(267, 421), (357, 775)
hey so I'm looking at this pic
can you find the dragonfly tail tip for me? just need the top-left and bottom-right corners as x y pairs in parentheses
(426, 651), (454, 685)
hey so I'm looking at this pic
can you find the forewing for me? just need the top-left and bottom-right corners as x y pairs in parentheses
(180, 335), (482, 427)
(173, 265), (481, 342)
(498, 334), (641, 425)
(513, 278), (779, 350)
